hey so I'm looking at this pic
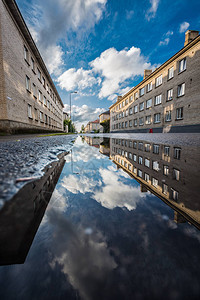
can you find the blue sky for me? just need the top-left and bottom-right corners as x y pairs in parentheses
(16, 0), (200, 130)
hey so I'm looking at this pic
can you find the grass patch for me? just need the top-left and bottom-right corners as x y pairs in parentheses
(37, 132), (76, 137)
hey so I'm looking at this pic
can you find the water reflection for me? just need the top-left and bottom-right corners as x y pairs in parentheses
(0, 136), (200, 300)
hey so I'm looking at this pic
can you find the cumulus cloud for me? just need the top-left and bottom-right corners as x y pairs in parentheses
(146, 0), (160, 21)
(64, 104), (105, 131)
(57, 68), (100, 91)
(25, 0), (107, 74)
(90, 46), (154, 98)
(159, 31), (173, 46)
(179, 22), (190, 33)
(62, 174), (102, 194)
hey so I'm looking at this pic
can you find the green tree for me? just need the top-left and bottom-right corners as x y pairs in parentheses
(63, 119), (76, 133)
(100, 119), (110, 133)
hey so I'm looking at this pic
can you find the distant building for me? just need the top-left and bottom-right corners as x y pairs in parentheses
(63, 112), (69, 132)
(110, 30), (200, 133)
(99, 110), (110, 133)
(0, 0), (64, 133)
(85, 119), (100, 133)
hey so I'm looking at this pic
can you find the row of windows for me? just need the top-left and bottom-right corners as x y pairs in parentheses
(24, 45), (62, 111)
(112, 83), (185, 121)
(28, 104), (62, 128)
(112, 139), (181, 159)
(115, 157), (179, 201)
(26, 75), (62, 121)
(111, 58), (186, 113)
(112, 108), (183, 129)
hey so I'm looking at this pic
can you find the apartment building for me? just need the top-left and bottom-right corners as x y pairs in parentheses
(110, 137), (200, 228)
(99, 110), (110, 133)
(110, 30), (200, 133)
(84, 119), (101, 133)
(0, 0), (64, 133)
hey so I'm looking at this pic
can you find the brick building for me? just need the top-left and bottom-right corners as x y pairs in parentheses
(110, 30), (200, 133)
(0, 0), (64, 133)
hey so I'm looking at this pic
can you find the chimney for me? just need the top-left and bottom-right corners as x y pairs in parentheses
(117, 96), (122, 102)
(184, 30), (199, 46)
(144, 69), (152, 79)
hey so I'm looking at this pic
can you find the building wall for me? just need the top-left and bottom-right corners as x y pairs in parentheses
(110, 137), (200, 227)
(89, 122), (100, 131)
(110, 37), (200, 133)
(100, 113), (110, 123)
(0, 0), (63, 133)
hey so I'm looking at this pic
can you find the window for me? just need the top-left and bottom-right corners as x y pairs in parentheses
(164, 146), (170, 156)
(134, 92), (138, 100)
(124, 162), (127, 168)
(125, 98), (128, 105)
(146, 115), (151, 125)
(128, 152), (132, 159)
(146, 98), (152, 109)
(42, 77), (46, 88)
(32, 83), (37, 98)
(145, 143), (150, 152)
(162, 183), (168, 195)
(155, 75), (162, 87)
(139, 117), (144, 126)
(176, 107), (183, 120)
(119, 123), (121, 129)
(47, 100), (50, 109)
(122, 122), (124, 128)
(171, 189), (178, 201)
(119, 103), (122, 109)
(24, 45), (28, 61)
(154, 113), (161, 123)
(138, 156), (143, 164)
(153, 144), (159, 154)
(122, 140), (124, 146)
(134, 105), (138, 113)
(139, 87), (144, 96)
(147, 82), (152, 92)
(179, 57), (186, 73)
(40, 111), (43, 122)
(129, 120), (133, 127)
(128, 164), (132, 171)
(26, 75), (31, 91)
(129, 107), (133, 115)
(122, 111), (124, 118)
(173, 169), (180, 181)
(144, 158), (150, 167)
(167, 89), (173, 101)
(168, 66), (174, 79)
(129, 141), (132, 148)
(28, 104), (32, 118)
(43, 96), (47, 106)
(38, 90), (42, 102)
(145, 173), (150, 182)
(125, 109), (128, 117)
(133, 154), (137, 162)
(165, 110), (172, 122)
(174, 147), (181, 159)
(163, 165), (169, 175)
(38, 68), (41, 81)
(125, 121), (128, 128)
(34, 108), (38, 121)
(155, 94), (162, 105)
(31, 58), (35, 72)
(133, 168), (137, 174)
(44, 114), (48, 124)
(133, 142), (137, 149)
(122, 101), (125, 107)
(139, 102), (144, 111)
(152, 177), (158, 187)
(152, 161), (159, 171)
(125, 151), (128, 158)
(138, 142), (143, 150)
(129, 95), (133, 102)
(138, 170), (143, 178)
(178, 83), (185, 97)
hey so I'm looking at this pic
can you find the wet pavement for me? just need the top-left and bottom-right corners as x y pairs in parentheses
(0, 135), (200, 300)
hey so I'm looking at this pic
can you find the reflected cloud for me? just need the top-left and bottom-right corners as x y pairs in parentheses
(93, 168), (146, 210)
(62, 174), (102, 194)
(48, 209), (117, 300)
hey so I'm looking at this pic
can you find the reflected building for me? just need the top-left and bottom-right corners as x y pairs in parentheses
(110, 137), (200, 229)
(84, 136), (104, 148)
(0, 152), (67, 265)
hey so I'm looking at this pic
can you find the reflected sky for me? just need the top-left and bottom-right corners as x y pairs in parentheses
(0, 136), (200, 300)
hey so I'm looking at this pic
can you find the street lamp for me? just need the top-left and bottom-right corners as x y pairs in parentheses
(69, 91), (77, 132)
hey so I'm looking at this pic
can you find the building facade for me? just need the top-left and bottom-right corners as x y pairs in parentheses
(99, 110), (110, 133)
(110, 30), (200, 133)
(0, 0), (64, 133)
(110, 137), (200, 228)
(84, 119), (100, 133)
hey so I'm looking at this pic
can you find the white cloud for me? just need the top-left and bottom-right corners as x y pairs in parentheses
(93, 168), (146, 210)
(179, 22), (190, 33)
(57, 68), (98, 91)
(62, 174), (102, 194)
(25, 0), (107, 74)
(90, 46), (154, 98)
(146, 0), (160, 21)
(126, 10), (134, 20)
(159, 31), (173, 47)
(159, 38), (170, 46)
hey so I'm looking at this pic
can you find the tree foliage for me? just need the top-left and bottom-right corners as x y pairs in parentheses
(100, 119), (110, 133)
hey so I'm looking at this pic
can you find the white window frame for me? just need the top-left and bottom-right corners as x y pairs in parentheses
(168, 66), (174, 79)
(155, 75), (162, 87)
(28, 104), (32, 119)
(134, 105), (138, 113)
(147, 82), (152, 92)
(165, 110), (172, 122)
(177, 83), (185, 97)
(146, 98), (152, 109)
(179, 58), (186, 73)
(155, 94), (162, 105)
(26, 75), (31, 91)
(144, 158), (150, 168)
(154, 113), (161, 123)
(139, 117), (144, 126)
(145, 115), (151, 125)
(167, 89), (173, 101)
(139, 87), (145, 97)
(176, 107), (183, 120)
(139, 102), (144, 111)
(152, 177), (158, 187)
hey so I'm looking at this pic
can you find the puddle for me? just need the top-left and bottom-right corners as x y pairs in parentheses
(0, 135), (200, 300)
